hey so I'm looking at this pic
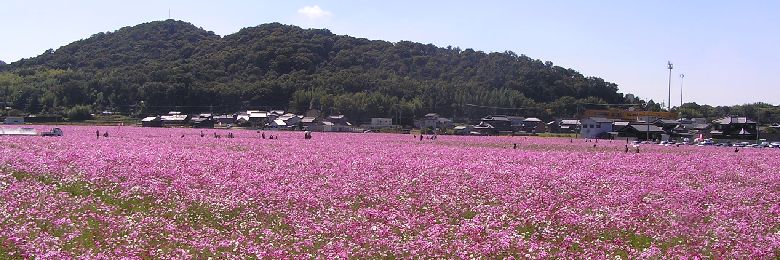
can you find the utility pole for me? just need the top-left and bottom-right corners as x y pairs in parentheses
(679, 74), (685, 107)
(667, 61), (673, 111)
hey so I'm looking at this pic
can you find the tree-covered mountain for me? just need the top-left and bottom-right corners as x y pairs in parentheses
(2, 19), (646, 123)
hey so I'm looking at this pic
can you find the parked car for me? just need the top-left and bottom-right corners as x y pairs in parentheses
(770, 142), (780, 148)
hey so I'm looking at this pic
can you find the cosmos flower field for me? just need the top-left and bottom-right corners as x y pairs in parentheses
(0, 126), (778, 258)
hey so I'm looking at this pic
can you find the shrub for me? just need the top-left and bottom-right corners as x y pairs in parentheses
(66, 105), (93, 121)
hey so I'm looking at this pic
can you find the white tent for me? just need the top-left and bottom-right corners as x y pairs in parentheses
(0, 128), (37, 136)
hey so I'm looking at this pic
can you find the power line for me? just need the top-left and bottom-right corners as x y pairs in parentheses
(464, 103), (535, 110)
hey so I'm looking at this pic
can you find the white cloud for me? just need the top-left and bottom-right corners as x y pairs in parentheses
(297, 5), (332, 19)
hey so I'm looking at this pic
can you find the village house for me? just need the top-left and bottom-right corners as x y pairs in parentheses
(327, 115), (351, 126)
(506, 116), (525, 132)
(611, 121), (631, 134)
(160, 112), (189, 126)
(520, 117), (545, 133)
(188, 114), (215, 128)
(214, 114), (236, 125)
(475, 115), (512, 135)
(269, 119), (290, 130)
(579, 117), (614, 139)
(371, 118), (392, 127)
(300, 116), (320, 130)
(653, 119), (680, 132)
(248, 111), (269, 126)
(413, 113), (453, 130)
(270, 110), (285, 118)
(453, 125), (478, 135)
(278, 113), (302, 127)
(710, 116), (757, 140)
(141, 116), (162, 127)
(363, 118), (395, 130)
(303, 115), (354, 132)
(618, 123), (666, 141)
(547, 119), (581, 133)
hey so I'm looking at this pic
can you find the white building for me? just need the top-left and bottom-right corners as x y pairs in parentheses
(3, 117), (24, 125)
(371, 118), (393, 126)
(580, 117), (614, 139)
(0, 127), (37, 136)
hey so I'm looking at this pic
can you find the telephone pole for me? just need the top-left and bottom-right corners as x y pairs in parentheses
(667, 61), (673, 111)
(679, 74), (685, 107)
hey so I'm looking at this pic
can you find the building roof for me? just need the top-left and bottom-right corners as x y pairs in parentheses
(473, 124), (494, 129)
(141, 116), (160, 122)
(249, 112), (268, 118)
(160, 115), (188, 121)
(278, 115), (299, 121)
(482, 115), (510, 121)
(713, 116), (756, 125)
(322, 121), (335, 126)
(560, 119), (580, 125)
(523, 117), (542, 122)
(424, 113), (439, 118)
(586, 117), (613, 123)
(628, 124), (664, 132)
(655, 119), (679, 125)
(272, 119), (287, 126)
(190, 117), (212, 123)
(692, 123), (710, 130)
(301, 117), (317, 123)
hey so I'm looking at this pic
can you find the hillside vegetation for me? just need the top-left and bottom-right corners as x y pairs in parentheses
(10, 20), (768, 123)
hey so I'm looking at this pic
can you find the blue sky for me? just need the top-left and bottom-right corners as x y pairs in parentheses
(2, 0), (778, 106)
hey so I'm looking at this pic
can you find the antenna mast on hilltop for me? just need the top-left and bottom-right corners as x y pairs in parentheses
(168, 9), (171, 19)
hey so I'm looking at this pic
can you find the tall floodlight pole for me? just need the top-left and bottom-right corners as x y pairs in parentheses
(667, 61), (673, 111)
(679, 74), (685, 107)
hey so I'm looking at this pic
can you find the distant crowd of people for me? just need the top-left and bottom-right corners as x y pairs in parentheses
(413, 134), (438, 141)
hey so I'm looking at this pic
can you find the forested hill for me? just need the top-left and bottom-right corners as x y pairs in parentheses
(1, 19), (634, 123)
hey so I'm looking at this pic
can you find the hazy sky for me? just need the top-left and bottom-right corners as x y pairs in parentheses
(2, 0), (778, 106)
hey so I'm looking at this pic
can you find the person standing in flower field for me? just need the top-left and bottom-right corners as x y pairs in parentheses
(96, 130), (100, 139)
